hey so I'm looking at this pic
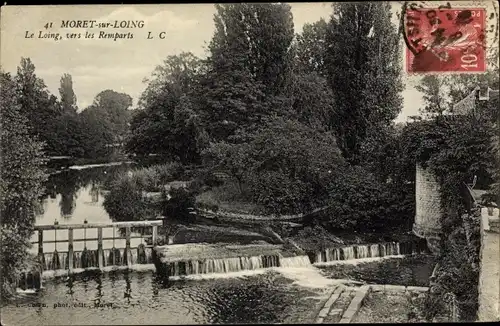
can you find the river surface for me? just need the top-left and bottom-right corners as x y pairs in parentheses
(31, 163), (142, 253)
(2, 269), (328, 325)
(3, 163), (328, 325)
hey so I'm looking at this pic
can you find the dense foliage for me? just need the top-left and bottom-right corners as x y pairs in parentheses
(102, 163), (182, 222)
(406, 91), (497, 320)
(0, 71), (47, 298)
(12, 57), (132, 160)
(123, 2), (410, 231)
(203, 117), (344, 215)
(325, 2), (403, 164)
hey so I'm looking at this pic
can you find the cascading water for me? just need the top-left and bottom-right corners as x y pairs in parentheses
(279, 255), (312, 268)
(164, 254), (316, 277)
(41, 245), (154, 271)
(343, 246), (355, 260)
(166, 254), (281, 277)
(312, 239), (428, 264)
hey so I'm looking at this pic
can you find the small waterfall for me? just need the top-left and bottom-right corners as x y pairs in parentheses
(279, 255), (312, 268)
(356, 245), (369, 259)
(312, 240), (428, 264)
(370, 244), (380, 257)
(166, 254), (281, 277)
(106, 248), (125, 266)
(41, 246), (155, 271)
(342, 246), (355, 260)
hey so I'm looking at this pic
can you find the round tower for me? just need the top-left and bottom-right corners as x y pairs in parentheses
(413, 163), (442, 253)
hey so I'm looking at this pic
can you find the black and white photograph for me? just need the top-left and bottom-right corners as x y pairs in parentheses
(0, 1), (499, 325)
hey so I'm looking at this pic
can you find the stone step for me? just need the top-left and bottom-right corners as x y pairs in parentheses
(338, 285), (370, 324)
(315, 285), (345, 323)
(328, 308), (344, 317)
(317, 287), (357, 324)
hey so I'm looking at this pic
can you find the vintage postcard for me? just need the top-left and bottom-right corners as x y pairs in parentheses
(0, 1), (499, 325)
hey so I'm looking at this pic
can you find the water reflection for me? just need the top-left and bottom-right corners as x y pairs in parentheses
(39, 164), (133, 224)
(32, 164), (141, 253)
(90, 182), (100, 204)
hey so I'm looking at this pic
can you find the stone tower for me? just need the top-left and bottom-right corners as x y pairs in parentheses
(413, 163), (442, 253)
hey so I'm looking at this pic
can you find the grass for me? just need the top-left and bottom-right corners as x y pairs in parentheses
(195, 180), (265, 215)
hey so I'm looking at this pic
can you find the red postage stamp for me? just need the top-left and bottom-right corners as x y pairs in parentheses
(404, 5), (486, 73)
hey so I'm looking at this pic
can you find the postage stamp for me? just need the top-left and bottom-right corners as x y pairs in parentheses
(403, 4), (487, 73)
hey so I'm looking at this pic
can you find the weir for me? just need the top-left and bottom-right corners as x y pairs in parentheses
(152, 243), (314, 277)
(31, 220), (163, 269)
(41, 245), (154, 270)
(19, 220), (164, 290)
(310, 239), (428, 264)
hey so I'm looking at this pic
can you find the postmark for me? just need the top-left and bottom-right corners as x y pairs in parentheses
(402, 2), (487, 73)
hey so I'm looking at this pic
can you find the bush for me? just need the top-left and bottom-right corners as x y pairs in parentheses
(248, 170), (315, 215)
(1, 225), (39, 298)
(319, 166), (413, 232)
(129, 162), (183, 192)
(162, 187), (196, 223)
(196, 201), (220, 212)
(103, 175), (159, 221)
(203, 117), (345, 215)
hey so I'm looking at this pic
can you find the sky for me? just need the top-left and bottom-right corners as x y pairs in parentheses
(1, 2), (491, 123)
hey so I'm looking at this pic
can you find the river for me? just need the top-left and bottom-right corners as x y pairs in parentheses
(1, 163), (332, 325)
(31, 163), (145, 253)
(2, 163), (434, 325)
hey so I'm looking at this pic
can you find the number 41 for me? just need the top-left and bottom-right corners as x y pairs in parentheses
(44, 22), (53, 29)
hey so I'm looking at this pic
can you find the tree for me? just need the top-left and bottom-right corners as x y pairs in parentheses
(1, 71), (47, 297)
(197, 67), (269, 142)
(209, 3), (295, 96)
(199, 3), (295, 142)
(90, 89), (133, 141)
(14, 58), (62, 154)
(287, 72), (335, 131)
(294, 19), (329, 76)
(78, 106), (115, 158)
(59, 73), (78, 114)
(325, 2), (403, 164)
(416, 75), (449, 116)
(205, 117), (345, 215)
(126, 53), (208, 164)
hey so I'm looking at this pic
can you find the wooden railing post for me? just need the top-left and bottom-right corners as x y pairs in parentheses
(162, 217), (168, 245)
(125, 226), (131, 267)
(152, 225), (157, 246)
(68, 229), (73, 273)
(97, 227), (103, 269)
(38, 230), (45, 268)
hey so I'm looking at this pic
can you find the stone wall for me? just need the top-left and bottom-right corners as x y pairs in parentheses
(478, 207), (500, 322)
(413, 164), (442, 252)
